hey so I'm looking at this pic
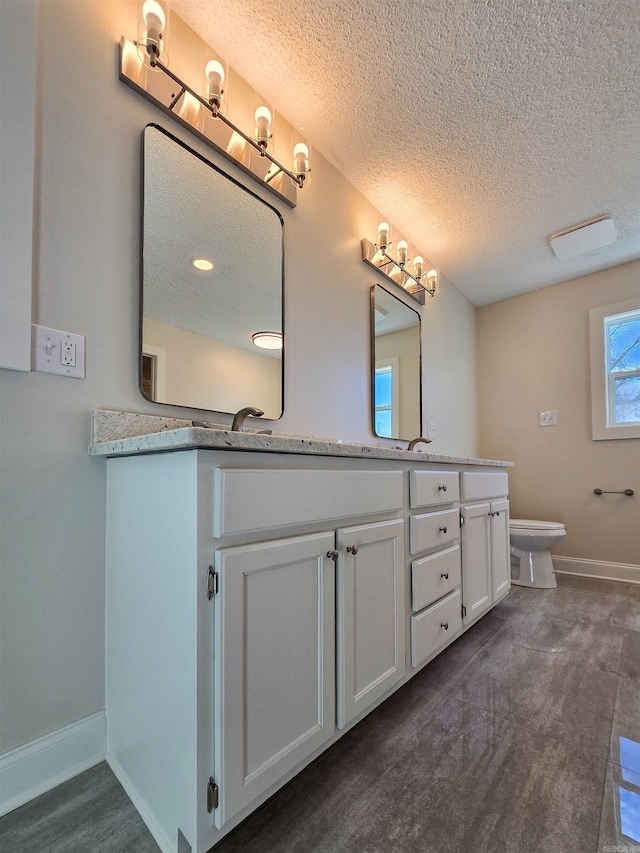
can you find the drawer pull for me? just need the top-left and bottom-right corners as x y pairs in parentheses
(346, 545), (359, 555)
(440, 572), (449, 580)
(439, 526), (448, 534)
(438, 485), (448, 492)
(440, 622), (449, 630)
(327, 550), (339, 562)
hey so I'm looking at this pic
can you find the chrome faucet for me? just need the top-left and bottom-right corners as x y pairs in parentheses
(232, 407), (264, 432)
(407, 437), (432, 451)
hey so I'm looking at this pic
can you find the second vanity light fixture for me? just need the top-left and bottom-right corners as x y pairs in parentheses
(121, 0), (310, 207)
(362, 222), (439, 306)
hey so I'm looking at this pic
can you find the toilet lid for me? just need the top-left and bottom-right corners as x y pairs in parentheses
(509, 519), (565, 530)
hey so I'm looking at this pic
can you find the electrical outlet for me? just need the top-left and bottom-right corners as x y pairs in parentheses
(32, 324), (85, 379)
(539, 410), (557, 427)
(427, 420), (436, 439)
(62, 340), (76, 367)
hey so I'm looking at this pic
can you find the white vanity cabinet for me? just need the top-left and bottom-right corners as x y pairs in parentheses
(101, 442), (511, 853)
(460, 472), (510, 627)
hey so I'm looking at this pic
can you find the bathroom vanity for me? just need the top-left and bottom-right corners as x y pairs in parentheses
(92, 412), (512, 853)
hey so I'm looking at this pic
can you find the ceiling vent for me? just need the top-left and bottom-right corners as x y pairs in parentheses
(549, 216), (617, 260)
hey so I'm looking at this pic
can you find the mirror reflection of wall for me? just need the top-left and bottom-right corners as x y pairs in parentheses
(371, 285), (422, 440)
(141, 124), (284, 419)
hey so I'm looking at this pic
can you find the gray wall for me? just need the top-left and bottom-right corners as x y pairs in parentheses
(477, 260), (640, 567)
(0, 1), (477, 755)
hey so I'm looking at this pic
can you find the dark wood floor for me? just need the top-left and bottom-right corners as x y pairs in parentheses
(2, 573), (639, 853)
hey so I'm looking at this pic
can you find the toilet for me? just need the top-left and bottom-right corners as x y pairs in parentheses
(509, 519), (566, 589)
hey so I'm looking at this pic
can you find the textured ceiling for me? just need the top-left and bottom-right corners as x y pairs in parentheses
(171, 0), (640, 305)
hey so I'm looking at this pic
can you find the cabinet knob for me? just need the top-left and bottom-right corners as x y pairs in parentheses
(327, 550), (339, 562)
(439, 526), (448, 534)
(440, 572), (449, 580)
(438, 485), (447, 492)
(440, 622), (449, 630)
(347, 545), (359, 555)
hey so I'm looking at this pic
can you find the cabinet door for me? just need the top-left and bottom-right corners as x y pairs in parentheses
(461, 502), (492, 625)
(214, 532), (335, 828)
(336, 519), (405, 729)
(491, 499), (510, 601)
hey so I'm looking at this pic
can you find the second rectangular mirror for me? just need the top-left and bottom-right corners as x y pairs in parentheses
(371, 285), (422, 440)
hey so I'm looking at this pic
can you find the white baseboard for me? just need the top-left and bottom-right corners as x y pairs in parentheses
(553, 556), (640, 585)
(106, 752), (174, 853)
(0, 711), (106, 818)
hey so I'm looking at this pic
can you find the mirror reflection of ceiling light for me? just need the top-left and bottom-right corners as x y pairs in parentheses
(192, 258), (214, 271)
(252, 331), (283, 350)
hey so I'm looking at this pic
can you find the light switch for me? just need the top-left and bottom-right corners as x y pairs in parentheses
(539, 411), (557, 427)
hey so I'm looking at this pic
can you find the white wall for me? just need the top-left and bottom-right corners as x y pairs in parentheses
(143, 318), (282, 416)
(0, 0), (477, 755)
(477, 260), (640, 568)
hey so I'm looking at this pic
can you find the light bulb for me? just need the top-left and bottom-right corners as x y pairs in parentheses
(254, 106), (272, 149)
(397, 240), (408, 265)
(377, 222), (390, 250)
(142, 0), (165, 45)
(254, 106), (272, 127)
(293, 142), (309, 182)
(205, 60), (225, 107)
(413, 256), (424, 278)
(426, 268), (439, 294)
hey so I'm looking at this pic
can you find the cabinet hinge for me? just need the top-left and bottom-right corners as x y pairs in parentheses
(462, 605), (467, 618)
(207, 777), (219, 812)
(460, 511), (465, 527)
(207, 565), (219, 600)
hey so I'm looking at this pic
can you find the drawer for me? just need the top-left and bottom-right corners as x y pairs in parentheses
(411, 545), (461, 612)
(410, 508), (459, 555)
(213, 468), (404, 536)
(410, 470), (459, 508)
(411, 588), (462, 668)
(460, 471), (508, 501)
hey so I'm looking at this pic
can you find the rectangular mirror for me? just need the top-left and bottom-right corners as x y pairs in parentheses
(371, 284), (422, 440)
(141, 124), (284, 419)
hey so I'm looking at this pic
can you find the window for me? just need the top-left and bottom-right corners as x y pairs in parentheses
(374, 358), (399, 438)
(590, 298), (640, 440)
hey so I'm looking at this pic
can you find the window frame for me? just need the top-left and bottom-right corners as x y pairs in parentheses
(374, 357), (399, 438)
(590, 297), (640, 440)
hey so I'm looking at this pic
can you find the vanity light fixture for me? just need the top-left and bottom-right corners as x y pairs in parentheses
(192, 258), (214, 271)
(120, 3), (311, 208)
(361, 225), (439, 306)
(252, 331), (283, 350)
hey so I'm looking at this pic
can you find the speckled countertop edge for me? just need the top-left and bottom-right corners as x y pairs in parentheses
(89, 410), (513, 467)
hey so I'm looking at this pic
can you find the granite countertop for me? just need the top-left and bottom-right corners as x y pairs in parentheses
(89, 410), (513, 468)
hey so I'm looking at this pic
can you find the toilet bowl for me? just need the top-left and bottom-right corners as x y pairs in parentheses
(509, 519), (566, 589)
